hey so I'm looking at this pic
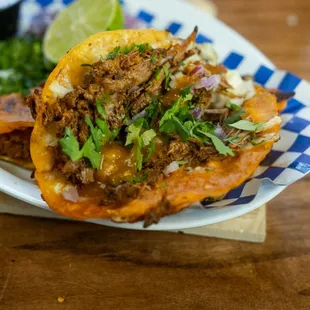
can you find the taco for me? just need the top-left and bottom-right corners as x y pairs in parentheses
(0, 93), (34, 169)
(29, 28), (281, 226)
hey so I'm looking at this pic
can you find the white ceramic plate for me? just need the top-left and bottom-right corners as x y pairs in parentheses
(0, 0), (287, 230)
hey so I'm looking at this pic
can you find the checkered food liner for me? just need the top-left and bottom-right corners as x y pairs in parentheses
(19, 0), (310, 209)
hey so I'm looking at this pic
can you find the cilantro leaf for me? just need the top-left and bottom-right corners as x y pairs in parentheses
(225, 102), (242, 111)
(106, 46), (121, 59)
(135, 136), (144, 171)
(59, 128), (83, 162)
(224, 109), (246, 124)
(172, 116), (190, 142)
(228, 120), (265, 132)
(145, 139), (156, 162)
(96, 99), (106, 118)
(141, 129), (157, 146)
(198, 131), (234, 156)
(125, 121), (143, 146)
(85, 115), (103, 152)
(180, 84), (194, 98)
(163, 66), (171, 89)
(82, 137), (101, 169)
(151, 54), (157, 64)
(120, 45), (134, 55)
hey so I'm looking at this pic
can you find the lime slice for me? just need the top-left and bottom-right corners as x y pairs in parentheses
(43, 0), (124, 63)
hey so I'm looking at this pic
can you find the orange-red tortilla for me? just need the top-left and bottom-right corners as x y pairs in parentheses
(31, 30), (280, 223)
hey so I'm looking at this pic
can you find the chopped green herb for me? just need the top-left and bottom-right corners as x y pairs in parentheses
(82, 136), (101, 169)
(179, 60), (185, 66)
(141, 129), (157, 146)
(163, 66), (171, 89)
(59, 128), (83, 162)
(224, 109), (246, 124)
(0, 37), (54, 96)
(225, 135), (240, 144)
(146, 139), (156, 162)
(180, 84), (194, 98)
(96, 99), (106, 118)
(155, 68), (161, 81)
(135, 136), (144, 171)
(59, 128), (101, 169)
(151, 54), (157, 64)
(135, 43), (152, 54)
(228, 120), (265, 132)
(225, 102), (242, 111)
(106, 46), (121, 59)
(172, 116), (190, 142)
(130, 174), (148, 184)
(198, 131), (234, 156)
(125, 121), (143, 146)
(85, 115), (103, 152)
(120, 45), (134, 55)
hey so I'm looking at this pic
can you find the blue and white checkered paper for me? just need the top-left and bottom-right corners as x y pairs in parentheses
(21, 0), (310, 208)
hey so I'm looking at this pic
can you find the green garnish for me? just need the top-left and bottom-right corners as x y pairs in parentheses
(106, 46), (121, 59)
(163, 66), (171, 89)
(180, 84), (194, 98)
(176, 160), (188, 166)
(224, 109), (246, 124)
(225, 102), (242, 111)
(59, 128), (101, 169)
(85, 115), (103, 152)
(155, 68), (161, 81)
(125, 120), (157, 171)
(59, 128), (83, 162)
(151, 54), (157, 64)
(198, 131), (234, 156)
(96, 98), (107, 118)
(0, 37), (54, 96)
(228, 120), (265, 132)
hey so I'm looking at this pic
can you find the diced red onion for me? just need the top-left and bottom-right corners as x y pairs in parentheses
(190, 65), (206, 77)
(126, 110), (148, 126)
(163, 161), (180, 175)
(214, 124), (226, 139)
(191, 108), (202, 119)
(191, 74), (221, 93)
(62, 187), (79, 203)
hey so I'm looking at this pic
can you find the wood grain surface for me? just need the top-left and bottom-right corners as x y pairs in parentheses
(1, 0), (310, 309)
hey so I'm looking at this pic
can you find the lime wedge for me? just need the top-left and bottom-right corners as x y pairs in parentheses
(43, 0), (124, 63)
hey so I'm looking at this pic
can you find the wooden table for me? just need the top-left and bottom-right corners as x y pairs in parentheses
(1, 0), (310, 309)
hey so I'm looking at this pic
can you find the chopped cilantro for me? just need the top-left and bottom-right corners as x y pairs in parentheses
(59, 128), (101, 169)
(180, 84), (194, 98)
(224, 109), (246, 124)
(145, 139), (156, 162)
(228, 120), (265, 132)
(135, 43), (152, 54)
(151, 54), (157, 64)
(85, 115), (103, 152)
(59, 128), (83, 162)
(172, 116), (190, 142)
(82, 136), (102, 169)
(96, 99), (106, 118)
(198, 131), (234, 156)
(106, 46), (121, 59)
(141, 129), (157, 146)
(130, 174), (148, 184)
(120, 45), (134, 55)
(155, 68), (161, 81)
(225, 102), (242, 111)
(126, 120), (156, 170)
(163, 66), (171, 89)
(162, 183), (169, 189)
(179, 60), (185, 66)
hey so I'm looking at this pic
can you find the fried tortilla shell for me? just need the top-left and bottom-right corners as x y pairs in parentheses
(31, 30), (280, 224)
(0, 94), (34, 169)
